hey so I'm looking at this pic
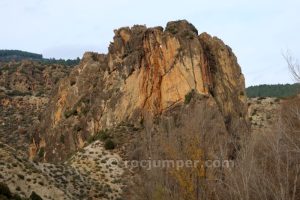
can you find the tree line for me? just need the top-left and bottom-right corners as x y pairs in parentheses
(0, 50), (43, 60)
(246, 83), (300, 98)
(0, 50), (80, 66)
(41, 57), (80, 66)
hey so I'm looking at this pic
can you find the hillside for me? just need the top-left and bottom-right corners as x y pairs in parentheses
(246, 83), (300, 98)
(0, 50), (80, 66)
(0, 60), (71, 154)
(0, 50), (42, 61)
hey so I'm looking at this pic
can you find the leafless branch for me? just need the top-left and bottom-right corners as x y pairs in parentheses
(283, 51), (300, 82)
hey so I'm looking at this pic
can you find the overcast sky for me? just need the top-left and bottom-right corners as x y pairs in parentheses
(0, 0), (299, 86)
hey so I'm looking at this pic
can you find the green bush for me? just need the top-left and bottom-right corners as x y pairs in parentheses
(251, 109), (257, 116)
(34, 90), (45, 97)
(38, 147), (44, 158)
(96, 130), (109, 141)
(87, 135), (95, 144)
(104, 139), (115, 150)
(88, 129), (110, 144)
(13, 194), (23, 200)
(64, 109), (78, 118)
(181, 30), (194, 39)
(17, 174), (24, 180)
(166, 25), (178, 34)
(6, 90), (31, 97)
(258, 97), (266, 100)
(0, 182), (12, 197)
(184, 89), (195, 104)
(73, 125), (82, 132)
(60, 134), (65, 144)
(30, 191), (43, 200)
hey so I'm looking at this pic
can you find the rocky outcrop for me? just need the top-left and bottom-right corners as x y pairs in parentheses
(33, 20), (248, 162)
(248, 97), (281, 134)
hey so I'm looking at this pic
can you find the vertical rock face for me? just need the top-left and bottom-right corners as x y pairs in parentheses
(32, 20), (248, 162)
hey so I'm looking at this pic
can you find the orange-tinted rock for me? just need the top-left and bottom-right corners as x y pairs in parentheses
(33, 20), (248, 162)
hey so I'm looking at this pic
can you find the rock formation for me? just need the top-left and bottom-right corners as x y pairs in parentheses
(32, 20), (249, 162)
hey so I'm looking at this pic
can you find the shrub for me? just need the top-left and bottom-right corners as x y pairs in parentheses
(96, 130), (109, 141)
(184, 89), (195, 104)
(0, 182), (12, 197)
(12, 194), (23, 200)
(87, 136), (95, 144)
(81, 107), (89, 115)
(34, 90), (45, 97)
(181, 30), (194, 39)
(38, 147), (44, 158)
(70, 80), (76, 86)
(73, 125), (82, 132)
(17, 174), (24, 180)
(60, 134), (65, 144)
(251, 109), (257, 116)
(166, 26), (178, 34)
(30, 191), (43, 200)
(257, 96), (266, 100)
(104, 139), (115, 150)
(64, 109), (78, 118)
(6, 90), (31, 97)
(87, 129), (110, 144)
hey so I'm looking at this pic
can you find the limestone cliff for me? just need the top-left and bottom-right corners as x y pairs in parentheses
(32, 20), (248, 162)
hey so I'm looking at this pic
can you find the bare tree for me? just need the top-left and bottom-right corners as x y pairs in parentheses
(209, 53), (300, 200)
(283, 51), (300, 82)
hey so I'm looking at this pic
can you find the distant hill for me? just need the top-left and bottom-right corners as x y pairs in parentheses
(0, 49), (80, 66)
(246, 83), (300, 98)
(0, 50), (43, 61)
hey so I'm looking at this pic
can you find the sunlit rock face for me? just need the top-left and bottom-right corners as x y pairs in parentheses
(32, 20), (248, 162)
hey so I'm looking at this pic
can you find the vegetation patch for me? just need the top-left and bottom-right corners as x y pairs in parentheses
(38, 147), (45, 158)
(86, 129), (116, 150)
(88, 129), (110, 143)
(6, 90), (32, 97)
(184, 89), (195, 104)
(104, 139), (115, 150)
(181, 30), (195, 39)
(60, 134), (65, 144)
(0, 182), (12, 198)
(30, 191), (43, 200)
(0, 50), (80, 66)
(246, 83), (300, 98)
(64, 109), (78, 118)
